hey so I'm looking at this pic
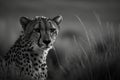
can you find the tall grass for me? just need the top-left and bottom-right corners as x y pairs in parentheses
(0, 14), (120, 80)
(47, 15), (120, 80)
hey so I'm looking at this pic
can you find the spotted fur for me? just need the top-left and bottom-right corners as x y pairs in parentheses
(4, 15), (63, 80)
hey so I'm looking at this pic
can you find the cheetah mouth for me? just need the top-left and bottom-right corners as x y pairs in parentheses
(38, 43), (52, 49)
(44, 44), (52, 49)
(41, 46), (51, 50)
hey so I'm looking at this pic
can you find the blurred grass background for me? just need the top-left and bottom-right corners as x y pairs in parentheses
(0, 0), (120, 80)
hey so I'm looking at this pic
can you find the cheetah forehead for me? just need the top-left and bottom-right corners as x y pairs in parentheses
(35, 16), (47, 19)
(34, 16), (49, 21)
(32, 16), (57, 29)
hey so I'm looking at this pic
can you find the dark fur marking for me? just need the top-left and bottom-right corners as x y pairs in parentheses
(35, 67), (38, 71)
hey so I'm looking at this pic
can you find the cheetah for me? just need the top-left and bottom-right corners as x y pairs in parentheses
(4, 15), (63, 80)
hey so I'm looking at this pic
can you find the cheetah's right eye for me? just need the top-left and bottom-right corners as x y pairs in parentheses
(50, 28), (56, 33)
(34, 28), (40, 32)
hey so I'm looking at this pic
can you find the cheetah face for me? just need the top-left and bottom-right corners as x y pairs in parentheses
(20, 15), (63, 49)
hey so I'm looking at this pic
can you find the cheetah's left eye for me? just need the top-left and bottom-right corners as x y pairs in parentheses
(34, 28), (40, 32)
(50, 28), (56, 32)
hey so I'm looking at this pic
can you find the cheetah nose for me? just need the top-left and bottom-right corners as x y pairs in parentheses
(43, 40), (51, 45)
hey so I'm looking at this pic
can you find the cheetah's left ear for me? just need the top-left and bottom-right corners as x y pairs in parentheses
(52, 15), (63, 25)
(20, 16), (31, 30)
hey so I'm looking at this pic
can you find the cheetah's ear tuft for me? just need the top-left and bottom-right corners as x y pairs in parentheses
(20, 16), (30, 30)
(52, 15), (63, 25)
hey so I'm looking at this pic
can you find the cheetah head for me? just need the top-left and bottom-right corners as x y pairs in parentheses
(20, 15), (63, 50)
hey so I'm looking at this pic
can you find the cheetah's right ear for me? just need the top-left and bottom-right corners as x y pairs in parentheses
(52, 15), (63, 25)
(20, 17), (30, 30)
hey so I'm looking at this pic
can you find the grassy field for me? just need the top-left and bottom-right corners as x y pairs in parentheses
(0, 16), (120, 80)
(46, 16), (120, 80)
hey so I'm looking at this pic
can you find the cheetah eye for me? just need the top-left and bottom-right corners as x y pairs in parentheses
(50, 28), (56, 32)
(34, 28), (40, 32)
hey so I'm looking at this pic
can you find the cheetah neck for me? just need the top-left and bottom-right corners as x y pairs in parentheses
(27, 37), (51, 79)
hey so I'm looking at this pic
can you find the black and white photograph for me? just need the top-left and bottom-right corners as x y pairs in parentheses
(0, 0), (120, 80)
